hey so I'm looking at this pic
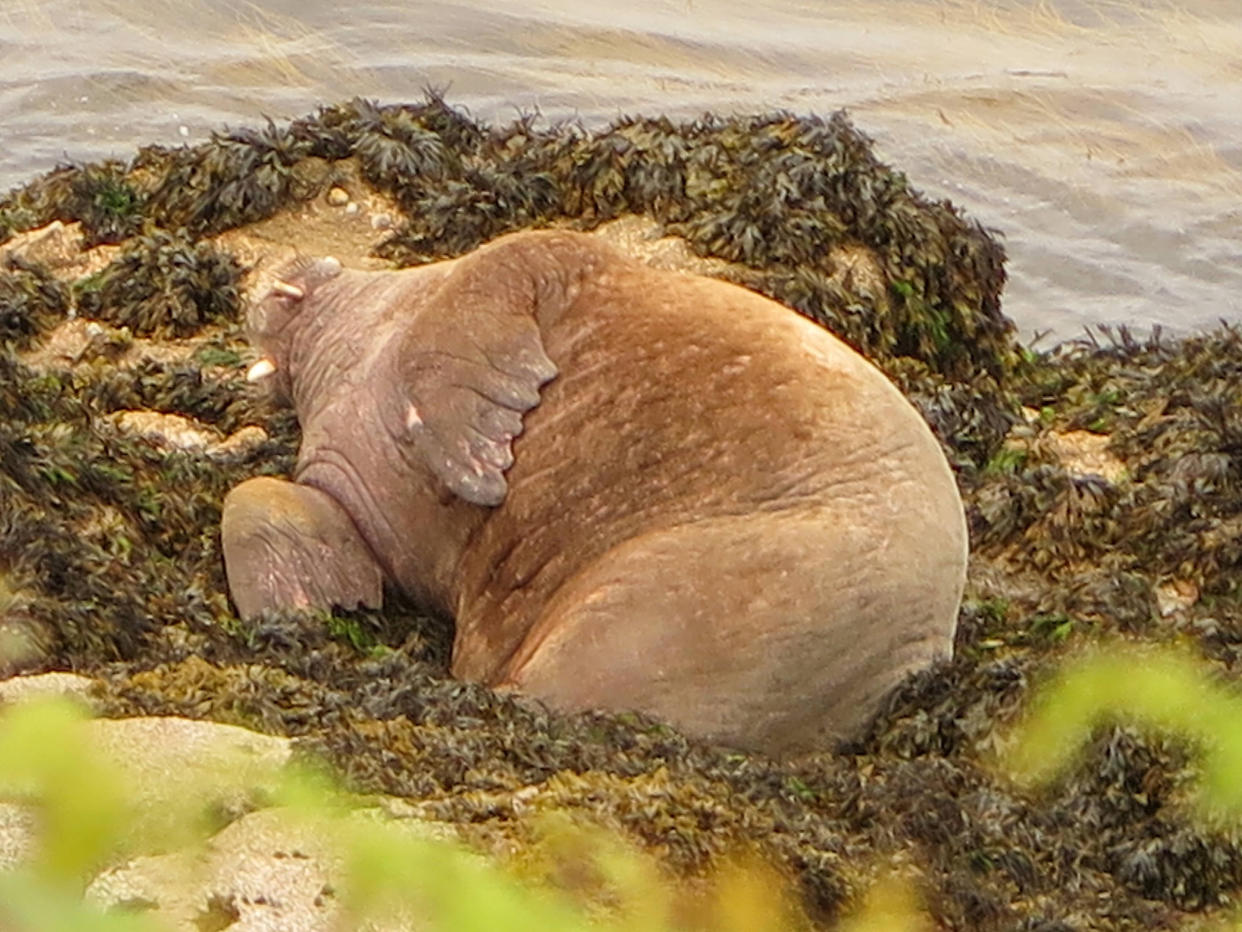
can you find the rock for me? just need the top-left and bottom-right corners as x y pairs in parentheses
(0, 805), (37, 873)
(589, 214), (733, 275)
(1041, 430), (1128, 483)
(88, 805), (453, 930)
(326, 187), (350, 207)
(210, 425), (270, 460)
(112, 411), (268, 460)
(1156, 579), (1200, 617)
(19, 317), (130, 368)
(0, 689), (458, 931)
(113, 410), (219, 452)
(85, 716), (291, 820)
(0, 672), (96, 708)
(0, 609), (56, 678)
(0, 220), (118, 278)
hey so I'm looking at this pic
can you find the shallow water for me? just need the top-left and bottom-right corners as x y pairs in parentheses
(1, 0), (1239, 341)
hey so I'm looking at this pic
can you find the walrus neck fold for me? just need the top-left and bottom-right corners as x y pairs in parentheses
(282, 274), (384, 421)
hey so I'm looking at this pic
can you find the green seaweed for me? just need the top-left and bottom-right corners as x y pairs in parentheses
(66, 162), (145, 246)
(74, 231), (243, 338)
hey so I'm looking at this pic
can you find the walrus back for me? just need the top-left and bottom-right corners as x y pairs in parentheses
(494, 491), (963, 755)
(449, 259), (966, 703)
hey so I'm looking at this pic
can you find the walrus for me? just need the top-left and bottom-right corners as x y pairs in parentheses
(221, 229), (967, 756)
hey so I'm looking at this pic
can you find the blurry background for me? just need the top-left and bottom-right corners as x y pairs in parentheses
(1, 0), (1238, 342)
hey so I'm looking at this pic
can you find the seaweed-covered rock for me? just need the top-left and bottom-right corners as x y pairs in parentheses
(140, 121), (319, 237)
(0, 166), (81, 244)
(0, 256), (70, 350)
(360, 107), (1015, 393)
(974, 328), (1242, 597)
(6, 95), (1014, 420)
(65, 162), (146, 246)
(75, 231), (243, 338)
(6, 96), (1242, 929)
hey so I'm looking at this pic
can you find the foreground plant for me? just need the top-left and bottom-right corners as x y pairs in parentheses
(1001, 643), (1242, 926)
(1002, 643), (1242, 816)
(0, 694), (918, 931)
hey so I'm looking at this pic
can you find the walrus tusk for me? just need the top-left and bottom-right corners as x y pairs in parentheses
(247, 358), (277, 382)
(271, 280), (305, 300)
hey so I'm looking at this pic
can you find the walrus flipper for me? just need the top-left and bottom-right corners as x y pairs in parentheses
(222, 476), (384, 620)
(382, 241), (563, 507)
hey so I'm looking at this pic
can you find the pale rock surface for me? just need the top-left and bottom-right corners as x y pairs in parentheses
(0, 674), (99, 870)
(0, 803), (36, 872)
(84, 716), (291, 818)
(0, 671), (97, 707)
(111, 410), (268, 460)
(0, 220), (119, 278)
(88, 806), (449, 931)
(1039, 429), (1128, 483)
(0, 673), (463, 930)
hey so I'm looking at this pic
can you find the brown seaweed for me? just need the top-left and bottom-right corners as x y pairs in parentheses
(0, 257), (71, 350)
(74, 231), (244, 338)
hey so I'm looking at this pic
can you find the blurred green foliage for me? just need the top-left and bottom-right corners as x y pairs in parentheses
(0, 694), (919, 931)
(1002, 643), (1242, 818)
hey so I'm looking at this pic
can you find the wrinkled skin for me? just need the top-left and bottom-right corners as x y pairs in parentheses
(222, 230), (968, 756)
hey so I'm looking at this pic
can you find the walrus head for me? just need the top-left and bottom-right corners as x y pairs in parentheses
(245, 255), (344, 391)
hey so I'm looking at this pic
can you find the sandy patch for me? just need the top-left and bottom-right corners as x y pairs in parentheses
(1039, 429), (1127, 483)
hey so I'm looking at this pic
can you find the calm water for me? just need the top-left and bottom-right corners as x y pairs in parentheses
(1, 0), (1239, 341)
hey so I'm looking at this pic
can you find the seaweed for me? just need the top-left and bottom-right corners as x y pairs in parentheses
(366, 108), (1016, 403)
(3, 96), (1241, 928)
(0, 257), (71, 350)
(65, 162), (146, 246)
(74, 230), (243, 338)
(0, 166), (80, 244)
(137, 121), (317, 236)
